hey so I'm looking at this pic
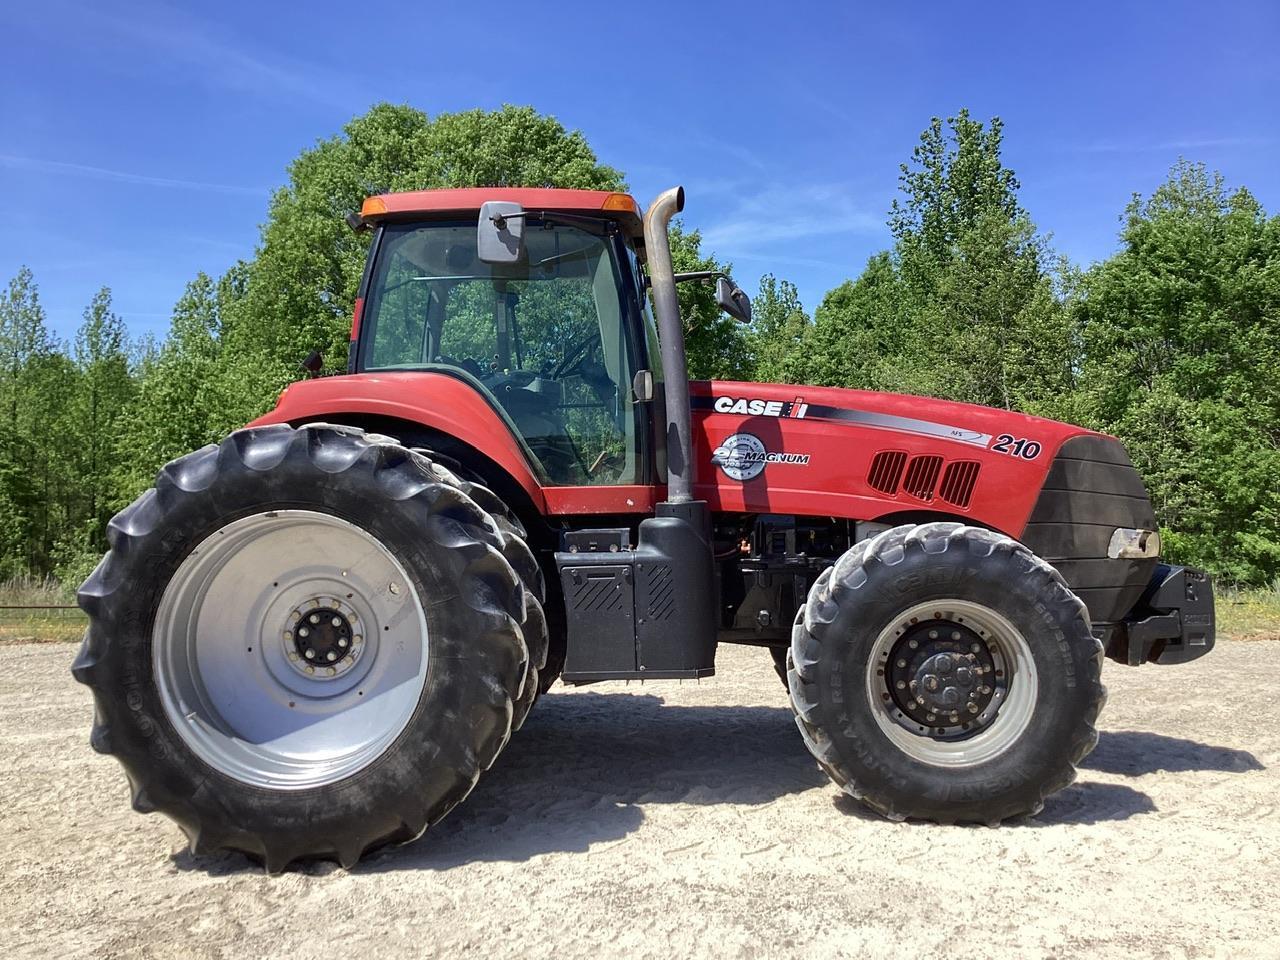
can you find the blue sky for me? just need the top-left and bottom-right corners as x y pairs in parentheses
(3, 0), (1277, 343)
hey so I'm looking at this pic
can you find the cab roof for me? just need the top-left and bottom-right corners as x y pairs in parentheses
(360, 188), (643, 236)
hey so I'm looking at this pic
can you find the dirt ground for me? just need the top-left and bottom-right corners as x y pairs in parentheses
(2, 639), (1275, 960)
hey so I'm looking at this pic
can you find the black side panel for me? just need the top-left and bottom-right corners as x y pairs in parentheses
(556, 506), (717, 683)
(1021, 435), (1158, 628)
(560, 565), (635, 675)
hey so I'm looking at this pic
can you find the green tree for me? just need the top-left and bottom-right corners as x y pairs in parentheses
(57, 287), (136, 580)
(668, 222), (751, 380)
(747, 274), (810, 383)
(0, 268), (73, 577)
(803, 110), (1075, 410)
(801, 251), (911, 390)
(120, 269), (246, 492)
(1075, 161), (1280, 583)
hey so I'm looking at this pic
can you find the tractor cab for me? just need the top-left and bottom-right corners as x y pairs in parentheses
(351, 189), (662, 488)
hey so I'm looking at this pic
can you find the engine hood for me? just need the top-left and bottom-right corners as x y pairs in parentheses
(690, 380), (1104, 536)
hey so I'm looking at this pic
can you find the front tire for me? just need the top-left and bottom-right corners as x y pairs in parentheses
(789, 522), (1105, 824)
(72, 425), (527, 871)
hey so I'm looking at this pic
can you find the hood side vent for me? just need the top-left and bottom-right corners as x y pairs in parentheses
(939, 460), (981, 508)
(902, 455), (943, 502)
(868, 450), (908, 495)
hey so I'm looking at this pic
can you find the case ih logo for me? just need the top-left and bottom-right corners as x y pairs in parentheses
(711, 433), (811, 481)
(713, 396), (809, 418)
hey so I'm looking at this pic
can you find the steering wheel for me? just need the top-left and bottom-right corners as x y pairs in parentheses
(551, 335), (600, 380)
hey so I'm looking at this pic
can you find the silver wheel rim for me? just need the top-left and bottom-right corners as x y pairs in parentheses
(865, 599), (1038, 768)
(153, 510), (429, 790)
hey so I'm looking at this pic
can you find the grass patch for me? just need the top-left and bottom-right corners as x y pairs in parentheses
(0, 577), (86, 646)
(3, 575), (1279, 647)
(1217, 583), (1280, 640)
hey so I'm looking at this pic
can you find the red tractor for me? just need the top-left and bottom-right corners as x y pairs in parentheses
(74, 186), (1215, 871)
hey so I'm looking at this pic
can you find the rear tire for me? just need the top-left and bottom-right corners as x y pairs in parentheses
(406, 455), (548, 728)
(72, 424), (527, 871)
(788, 522), (1105, 824)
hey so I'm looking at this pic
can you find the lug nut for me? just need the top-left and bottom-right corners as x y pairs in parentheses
(338, 637), (348, 649)
(970, 643), (981, 653)
(897, 659), (907, 668)
(908, 639), (919, 649)
(968, 703), (980, 713)
(304, 649), (315, 660)
(928, 630), (938, 639)
(951, 631), (961, 641)
(981, 685), (992, 695)
(309, 614), (320, 624)
(332, 617), (341, 627)
(326, 651), (337, 662)
(896, 680), (906, 690)
(299, 627), (309, 638)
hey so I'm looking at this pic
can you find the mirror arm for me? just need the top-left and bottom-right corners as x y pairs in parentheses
(673, 270), (727, 284)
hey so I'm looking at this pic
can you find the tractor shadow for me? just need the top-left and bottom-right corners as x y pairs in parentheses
(173, 711), (1263, 874)
(367, 691), (825, 872)
(1082, 730), (1264, 777)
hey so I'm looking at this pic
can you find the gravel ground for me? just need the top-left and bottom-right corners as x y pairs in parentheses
(2, 639), (1275, 959)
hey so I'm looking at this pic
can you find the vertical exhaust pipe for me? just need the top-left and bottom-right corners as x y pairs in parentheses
(642, 186), (693, 503)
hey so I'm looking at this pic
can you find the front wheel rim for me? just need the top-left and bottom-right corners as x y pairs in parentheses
(865, 599), (1038, 768)
(152, 510), (429, 790)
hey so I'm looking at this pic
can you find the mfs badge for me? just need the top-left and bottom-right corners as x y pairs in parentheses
(710, 433), (811, 481)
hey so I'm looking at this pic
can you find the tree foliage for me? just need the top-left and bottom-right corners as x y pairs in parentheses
(668, 223), (751, 380)
(1074, 162), (1280, 582)
(796, 110), (1075, 411)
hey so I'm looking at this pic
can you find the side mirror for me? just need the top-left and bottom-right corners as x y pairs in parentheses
(632, 369), (654, 402)
(716, 276), (752, 324)
(478, 201), (526, 264)
(300, 350), (323, 377)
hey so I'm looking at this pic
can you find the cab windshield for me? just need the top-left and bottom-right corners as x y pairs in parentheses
(360, 219), (643, 486)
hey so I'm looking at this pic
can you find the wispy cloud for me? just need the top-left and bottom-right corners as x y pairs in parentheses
(700, 183), (882, 253)
(0, 152), (265, 196)
(56, 0), (357, 110)
(1070, 135), (1274, 154)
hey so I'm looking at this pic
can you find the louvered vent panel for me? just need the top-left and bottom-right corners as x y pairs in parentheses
(867, 450), (908, 495)
(939, 460), (981, 508)
(902, 455), (943, 502)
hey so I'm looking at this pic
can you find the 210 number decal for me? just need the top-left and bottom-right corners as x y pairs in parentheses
(990, 434), (1042, 460)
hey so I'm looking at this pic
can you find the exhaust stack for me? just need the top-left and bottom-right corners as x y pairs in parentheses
(642, 186), (693, 503)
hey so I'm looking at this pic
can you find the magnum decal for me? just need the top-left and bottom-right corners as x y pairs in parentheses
(710, 433), (811, 481)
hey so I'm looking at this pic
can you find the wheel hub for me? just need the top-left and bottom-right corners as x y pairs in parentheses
(282, 599), (364, 679)
(887, 619), (1000, 736)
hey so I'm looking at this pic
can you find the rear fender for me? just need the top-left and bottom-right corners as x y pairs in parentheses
(248, 372), (547, 514)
